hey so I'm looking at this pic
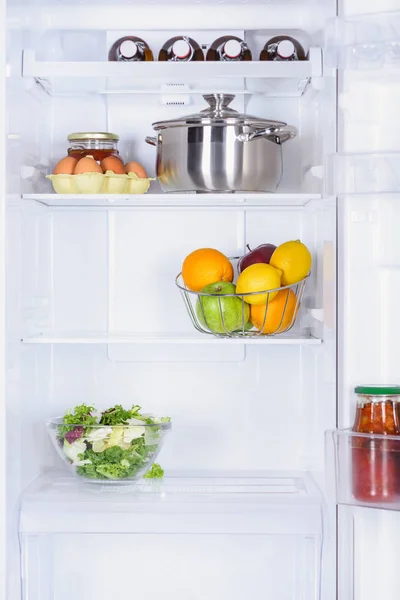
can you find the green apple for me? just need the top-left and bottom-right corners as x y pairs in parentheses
(196, 282), (250, 334)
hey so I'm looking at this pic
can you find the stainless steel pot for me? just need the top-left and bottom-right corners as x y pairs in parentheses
(145, 94), (297, 193)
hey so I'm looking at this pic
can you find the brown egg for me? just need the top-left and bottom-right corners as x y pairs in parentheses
(74, 155), (103, 175)
(125, 161), (148, 178)
(53, 156), (78, 175)
(100, 156), (126, 174)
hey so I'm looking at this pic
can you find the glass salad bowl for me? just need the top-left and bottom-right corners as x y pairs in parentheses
(47, 413), (171, 484)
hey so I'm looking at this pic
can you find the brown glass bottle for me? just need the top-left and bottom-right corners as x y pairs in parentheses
(260, 36), (307, 61)
(159, 36), (204, 62)
(206, 36), (252, 62)
(108, 36), (154, 62)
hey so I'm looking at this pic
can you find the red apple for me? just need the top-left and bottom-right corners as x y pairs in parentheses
(238, 243), (277, 273)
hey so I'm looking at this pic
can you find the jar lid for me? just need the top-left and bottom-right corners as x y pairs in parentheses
(355, 385), (400, 395)
(67, 132), (119, 141)
(151, 94), (287, 130)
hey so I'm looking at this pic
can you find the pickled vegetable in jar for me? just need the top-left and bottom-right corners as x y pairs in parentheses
(352, 385), (400, 503)
(67, 132), (123, 163)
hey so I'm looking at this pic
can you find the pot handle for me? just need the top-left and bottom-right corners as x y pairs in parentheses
(237, 124), (297, 144)
(145, 136), (157, 146)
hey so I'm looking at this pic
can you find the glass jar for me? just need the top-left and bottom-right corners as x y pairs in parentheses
(67, 132), (123, 162)
(352, 385), (400, 503)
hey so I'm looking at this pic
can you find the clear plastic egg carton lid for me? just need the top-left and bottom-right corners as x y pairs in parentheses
(47, 171), (154, 195)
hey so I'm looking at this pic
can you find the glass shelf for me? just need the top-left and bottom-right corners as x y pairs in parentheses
(21, 331), (322, 345)
(20, 470), (323, 534)
(22, 48), (322, 98)
(21, 193), (322, 209)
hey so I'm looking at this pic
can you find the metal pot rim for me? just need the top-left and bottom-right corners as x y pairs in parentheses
(152, 117), (287, 130)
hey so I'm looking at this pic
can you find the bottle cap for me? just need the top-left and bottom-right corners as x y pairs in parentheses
(172, 39), (191, 59)
(120, 40), (138, 59)
(223, 39), (242, 59)
(277, 40), (295, 59)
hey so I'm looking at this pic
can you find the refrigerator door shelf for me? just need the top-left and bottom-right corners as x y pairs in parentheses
(21, 48), (322, 98)
(328, 429), (400, 512)
(326, 152), (400, 195)
(19, 471), (324, 535)
(325, 11), (400, 70)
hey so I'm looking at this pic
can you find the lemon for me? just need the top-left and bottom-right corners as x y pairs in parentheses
(236, 263), (282, 305)
(270, 240), (312, 286)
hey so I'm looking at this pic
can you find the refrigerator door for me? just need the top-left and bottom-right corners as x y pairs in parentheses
(0, 0), (7, 596)
(331, 2), (400, 599)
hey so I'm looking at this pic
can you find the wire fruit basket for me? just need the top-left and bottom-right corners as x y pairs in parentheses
(176, 259), (309, 339)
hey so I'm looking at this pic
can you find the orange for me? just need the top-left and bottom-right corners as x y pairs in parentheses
(182, 248), (234, 292)
(236, 263), (282, 305)
(250, 289), (298, 334)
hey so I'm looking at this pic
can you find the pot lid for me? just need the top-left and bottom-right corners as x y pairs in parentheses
(151, 94), (287, 130)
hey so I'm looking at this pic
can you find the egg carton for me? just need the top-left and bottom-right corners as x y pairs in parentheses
(46, 171), (154, 195)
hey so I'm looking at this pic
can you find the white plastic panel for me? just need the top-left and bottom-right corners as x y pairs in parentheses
(338, 193), (400, 426)
(338, 506), (400, 600)
(8, 5), (331, 33)
(21, 531), (321, 600)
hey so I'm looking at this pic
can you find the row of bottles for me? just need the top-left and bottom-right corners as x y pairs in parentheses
(108, 35), (308, 63)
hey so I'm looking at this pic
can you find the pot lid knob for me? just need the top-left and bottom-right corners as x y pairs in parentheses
(202, 94), (236, 115)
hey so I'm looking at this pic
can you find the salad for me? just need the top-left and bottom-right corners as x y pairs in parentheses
(50, 403), (171, 481)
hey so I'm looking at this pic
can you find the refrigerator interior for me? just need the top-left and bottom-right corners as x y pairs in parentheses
(3, 0), (399, 599)
(7, 2), (335, 600)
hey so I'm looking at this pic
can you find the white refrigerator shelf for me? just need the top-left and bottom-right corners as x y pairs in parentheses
(19, 471), (324, 535)
(20, 331), (322, 345)
(21, 193), (322, 209)
(22, 48), (322, 97)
